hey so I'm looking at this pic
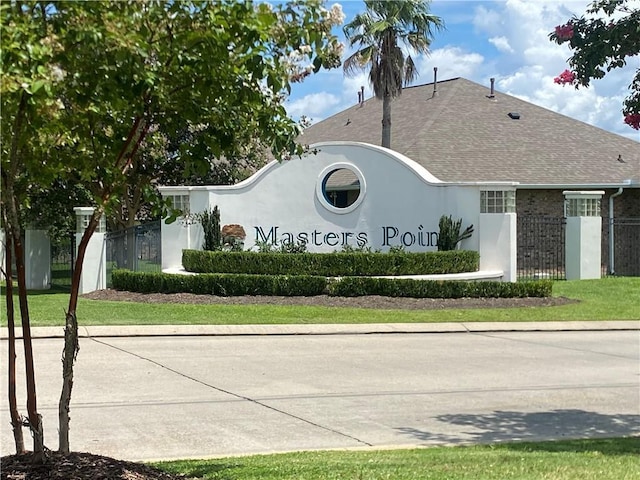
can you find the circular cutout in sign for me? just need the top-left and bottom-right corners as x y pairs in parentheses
(317, 163), (366, 214)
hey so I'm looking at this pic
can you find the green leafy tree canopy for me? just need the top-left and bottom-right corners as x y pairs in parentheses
(1, 0), (345, 455)
(549, 0), (640, 130)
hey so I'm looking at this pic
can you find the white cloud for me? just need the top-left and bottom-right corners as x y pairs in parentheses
(286, 92), (341, 122)
(472, 5), (503, 35)
(417, 46), (484, 82)
(489, 36), (514, 53)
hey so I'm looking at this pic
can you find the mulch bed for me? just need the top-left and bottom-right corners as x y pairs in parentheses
(1, 451), (186, 480)
(82, 289), (578, 310)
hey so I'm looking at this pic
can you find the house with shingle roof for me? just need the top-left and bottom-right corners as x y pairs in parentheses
(298, 77), (640, 275)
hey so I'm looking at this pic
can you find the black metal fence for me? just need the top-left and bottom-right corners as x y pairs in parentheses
(50, 233), (75, 290)
(105, 221), (162, 286)
(606, 217), (640, 276)
(517, 216), (566, 280)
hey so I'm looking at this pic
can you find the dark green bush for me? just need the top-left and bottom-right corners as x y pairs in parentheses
(113, 269), (552, 299)
(112, 270), (327, 296)
(196, 206), (221, 251)
(182, 249), (480, 276)
(328, 277), (552, 298)
(437, 215), (474, 251)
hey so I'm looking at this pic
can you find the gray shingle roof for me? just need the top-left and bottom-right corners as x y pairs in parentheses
(298, 77), (640, 186)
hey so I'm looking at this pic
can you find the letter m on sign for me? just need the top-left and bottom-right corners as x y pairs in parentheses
(255, 226), (278, 244)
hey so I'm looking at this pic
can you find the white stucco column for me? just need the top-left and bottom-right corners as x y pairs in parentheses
(25, 229), (51, 290)
(479, 213), (517, 282)
(74, 207), (106, 293)
(564, 191), (604, 280)
(478, 188), (517, 282)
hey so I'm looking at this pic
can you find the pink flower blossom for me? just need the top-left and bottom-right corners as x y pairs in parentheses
(624, 113), (640, 130)
(554, 23), (574, 41)
(554, 69), (576, 85)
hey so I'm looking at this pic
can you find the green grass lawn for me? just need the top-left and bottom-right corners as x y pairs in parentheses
(1, 277), (638, 327)
(154, 437), (640, 480)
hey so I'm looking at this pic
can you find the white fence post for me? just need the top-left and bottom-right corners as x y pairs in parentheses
(25, 229), (51, 290)
(564, 191), (604, 280)
(74, 207), (107, 293)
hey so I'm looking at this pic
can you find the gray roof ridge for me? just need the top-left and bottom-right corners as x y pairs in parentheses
(405, 77), (463, 153)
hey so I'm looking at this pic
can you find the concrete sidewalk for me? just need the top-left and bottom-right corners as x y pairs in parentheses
(2, 320), (638, 339)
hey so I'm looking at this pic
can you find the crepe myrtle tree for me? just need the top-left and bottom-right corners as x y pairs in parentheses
(1, 0), (343, 456)
(550, 0), (640, 129)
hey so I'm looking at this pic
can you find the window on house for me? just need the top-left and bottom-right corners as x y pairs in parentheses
(565, 198), (600, 217)
(480, 190), (515, 213)
(168, 194), (190, 215)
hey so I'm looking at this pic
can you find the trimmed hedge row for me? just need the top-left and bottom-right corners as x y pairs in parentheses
(112, 270), (552, 298)
(112, 270), (327, 296)
(182, 249), (480, 276)
(328, 277), (552, 298)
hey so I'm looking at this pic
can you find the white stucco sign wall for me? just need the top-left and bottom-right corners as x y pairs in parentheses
(160, 142), (517, 280)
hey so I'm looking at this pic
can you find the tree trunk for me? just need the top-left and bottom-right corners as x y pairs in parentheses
(3, 90), (44, 460)
(13, 229), (45, 459)
(4, 232), (26, 454)
(58, 211), (99, 453)
(381, 93), (392, 148)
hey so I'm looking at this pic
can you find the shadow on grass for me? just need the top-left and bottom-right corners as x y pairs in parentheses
(396, 409), (640, 455)
(0, 284), (71, 296)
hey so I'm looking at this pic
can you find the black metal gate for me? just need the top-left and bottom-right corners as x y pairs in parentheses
(607, 217), (640, 276)
(50, 233), (76, 290)
(105, 221), (161, 286)
(517, 216), (566, 280)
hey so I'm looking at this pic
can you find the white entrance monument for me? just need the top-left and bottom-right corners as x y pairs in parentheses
(159, 142), (519, 281)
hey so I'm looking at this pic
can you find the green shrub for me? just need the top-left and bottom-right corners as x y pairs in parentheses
(112, 270), (327, 296)
(112, 270), (551, 299)
(328, 277), (552, 298)
(196, 206), (221, 251)
(437, 215), (474, 251)
(182, 249), (480, 276)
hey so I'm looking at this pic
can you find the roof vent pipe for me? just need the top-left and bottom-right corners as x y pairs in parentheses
(432, 67), (438, 97)
(360, 85), (365, 105)
(488, 77), (495, 98)
(357, 90), (362, 104)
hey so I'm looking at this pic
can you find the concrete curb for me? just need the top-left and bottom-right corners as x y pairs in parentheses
(2, 321), (638, 339)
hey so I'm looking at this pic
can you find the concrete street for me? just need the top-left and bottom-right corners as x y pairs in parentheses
(1, 328), (639, 461)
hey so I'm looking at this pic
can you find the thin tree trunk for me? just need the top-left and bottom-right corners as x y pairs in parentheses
(58, 211), (99, 453)
(4, 231), (26, 454)
(381, 93), (392, 148)
(4, 88), (44, 460)
(13, 229), (44, 459)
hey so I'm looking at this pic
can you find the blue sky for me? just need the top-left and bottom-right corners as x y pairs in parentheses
(284, 0), (640, 141)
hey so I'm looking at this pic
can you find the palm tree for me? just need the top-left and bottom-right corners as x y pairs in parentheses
(343, 0), (443, 148)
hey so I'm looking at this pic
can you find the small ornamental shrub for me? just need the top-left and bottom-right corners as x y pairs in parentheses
(196, 206), (222, 251)
(437, 215), (474, 251)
